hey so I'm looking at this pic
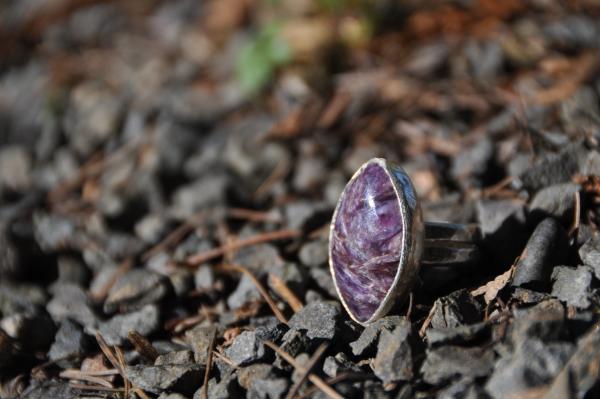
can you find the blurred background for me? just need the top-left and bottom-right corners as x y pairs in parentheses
(1, 0), (600, 396)
(1, 0), (599, 268)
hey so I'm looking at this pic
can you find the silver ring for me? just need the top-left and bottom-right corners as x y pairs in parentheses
(329, 158), (480, 325)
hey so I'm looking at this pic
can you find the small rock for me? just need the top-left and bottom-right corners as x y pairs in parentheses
(227, 273), (261, 310)
(350, 316), (403, 356)
(56, 256), (90, 286)
(199, 371), (240, 399)
(224, 330), (266, 366)
(267, 262), (306, 295)
(551, 266), (593, 309)
(288, 301), (339, 340)
(20, 379), (73, 399)
(225, 323), (286, 367)
(322, 352), (362, 378)
(276, 329), (310, 369)
(510, 299), (567, 343)
(185, 324), (218, 364)
(293, 156), (326, 192)
(232, 243), (285, 275)
(63, 81), (124, 157)
(512, 218), (569, 290)
(529, 183), (579, 221)
(284, 201), (320, 230)
(298, 240), (328, 267)
(247, 378), (289, 399)
(126, 363), (202, 395)
(421, 345), (495, 385)
(578, 235), (600, 279)
(48, 319), (90, 366)
(426, 322), (490, 347)
(0, 145), (32, 192)
(104, 269), (170, 313)
(518, 142), (588, 192)
(406, 41), (449, 76)
(237, 363), (274, 390)
(373, 319), (416, 384)
(97, 304), (160, 346)
(155, 350), (195, 366)
(0, 282), (47, 315)
(47, 284), (99, 328)
(171, 175), (228, 218)
(451, 138), (494, 188)
(476, 199), (526, 237)
(542, 320), (600, 399)
(135, 214), (168, 244)
(485, 339), (574, 399)
(194, 265), (215, 290)
(430, 289), (483, 330)
(157, 394), (187, 399)
(308, 267), (338, 299)
(0, 225), (19, 279)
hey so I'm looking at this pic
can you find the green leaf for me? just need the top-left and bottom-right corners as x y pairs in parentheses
(236, 23), (291, 94)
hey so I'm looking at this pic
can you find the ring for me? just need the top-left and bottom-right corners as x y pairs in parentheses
(329, 158), (480, 325)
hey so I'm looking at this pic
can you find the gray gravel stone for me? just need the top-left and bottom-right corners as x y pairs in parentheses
(247, 378), (289, 399)
(288, 301), (339, 340)
(421, 345), (495, 385)
(48, 319), (90, 366)
(97, 304), (160, 346)
(233, 243), (285, 275)
(227, 273), (261, 310)
(512, 218), (569, 289)
(430, 289), (483, 330)
(485, 339), (574, 399)
(322, 352), (362, 378)
(155, 350), (195, 366)
(47, 283), (99, 328)
(237, 363), (274, 390)
(551, 266), (594, 309)
(63, 81), (124, 157)
(426, 322), (489, 347)
(350, 316), (403, 356)
(373, 319), (416, 384)
(224, 330), (266, 366)
(194, 265), (215, 290)
(518, 142), (588, 192)
(0, 282), (47, 315)
(104, 269), (170, 313)
(197, 372), (240, 399)
(185, 324), (218, 365)
(578, 235), (600, 279)
(529, 183), (579, 221)
(126, 363), (202, 395)
(298, 240), (328, 267)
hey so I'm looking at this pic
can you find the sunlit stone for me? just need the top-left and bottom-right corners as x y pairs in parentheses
(330, 160), (403, 322)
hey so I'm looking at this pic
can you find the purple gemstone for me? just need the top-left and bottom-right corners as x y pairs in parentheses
(330, 160), (404, 323)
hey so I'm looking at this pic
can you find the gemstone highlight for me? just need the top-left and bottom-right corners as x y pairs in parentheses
(330, 160), (404, 322)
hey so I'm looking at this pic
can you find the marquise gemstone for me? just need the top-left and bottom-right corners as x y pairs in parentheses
(330, 161), (404, 322)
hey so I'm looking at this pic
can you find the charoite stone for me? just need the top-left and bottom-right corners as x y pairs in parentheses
(330, 160), (404, 323)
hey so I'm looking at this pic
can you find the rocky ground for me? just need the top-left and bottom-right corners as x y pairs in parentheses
(0, 0), (600, 398)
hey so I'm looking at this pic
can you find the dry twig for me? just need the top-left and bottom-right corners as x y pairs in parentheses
(128, 330), (159, 362)
(223, 264), (288, 324)
(268, 273), (304, 313)
(184, 229), (300, 266)
(285, 343), (328, 399)
(201, 328), (217, 399)
(263, 341), (342, 399)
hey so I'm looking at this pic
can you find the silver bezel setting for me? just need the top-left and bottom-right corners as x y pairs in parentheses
(328, 158), (424, 325)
